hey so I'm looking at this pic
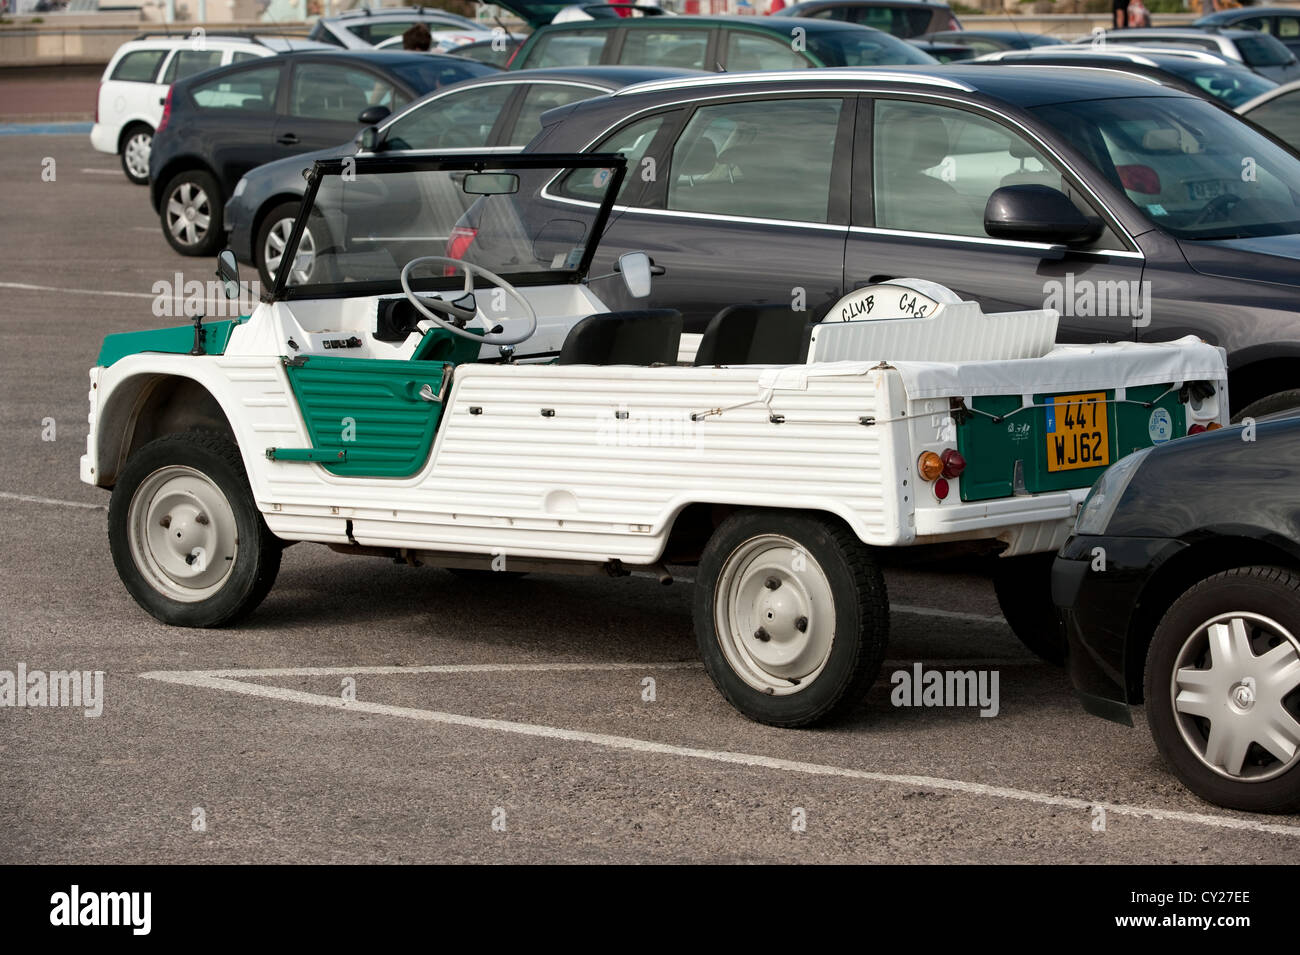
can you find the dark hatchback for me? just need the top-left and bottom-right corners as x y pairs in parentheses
(1053, 418), (1300, 813)
(494, 66), (1300, 418)
(148, 49), (496, 256)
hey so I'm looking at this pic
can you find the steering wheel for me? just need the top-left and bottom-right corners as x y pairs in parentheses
(1191, 192), (1242, 226)
(399, 255), (537, 347)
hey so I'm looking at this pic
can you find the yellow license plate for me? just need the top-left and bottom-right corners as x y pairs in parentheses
(1045, 392), (1109, 472)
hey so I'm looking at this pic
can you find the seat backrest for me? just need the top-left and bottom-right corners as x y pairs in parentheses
(693, 304), (812, 366)
(556, 309), (684, 366)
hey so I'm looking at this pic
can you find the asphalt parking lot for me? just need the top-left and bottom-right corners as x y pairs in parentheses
(2, 132), (1298, 865)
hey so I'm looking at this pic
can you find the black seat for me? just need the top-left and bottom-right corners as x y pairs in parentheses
(693, 304), (812, 366)
(556, 309), (683, 366)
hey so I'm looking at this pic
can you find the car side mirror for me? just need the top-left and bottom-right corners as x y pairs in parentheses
(617, 251), (653, 298)
(984, 184), (1103, 246)
(357, 105), (391, 126)
(215, 249), (240, 300)
(358, 125), (383, 152)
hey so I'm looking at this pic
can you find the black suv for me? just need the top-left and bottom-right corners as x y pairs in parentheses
(148, 49), (495, 256)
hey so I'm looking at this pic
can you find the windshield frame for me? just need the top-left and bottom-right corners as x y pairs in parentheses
(271, 151), (628, 303)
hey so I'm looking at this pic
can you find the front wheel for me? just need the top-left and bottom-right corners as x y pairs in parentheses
(694, 511), (888, 727)
(108, 432), (281, 627)
(1145, 567), (1300, 813)
(256, 200), (332, 288)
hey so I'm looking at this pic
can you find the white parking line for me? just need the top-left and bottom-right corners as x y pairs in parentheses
(0, 281), (155, 299)
(0, 491), (105, 511)
(80, 168), (121, 175)
(142, 664), (1300, 838)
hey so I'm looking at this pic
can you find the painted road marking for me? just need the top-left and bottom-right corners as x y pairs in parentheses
(0, 491), (106, 511)
(141, 663), (1300, 838)
(80, 168), (122, 175)
(0, 281), (155, 299)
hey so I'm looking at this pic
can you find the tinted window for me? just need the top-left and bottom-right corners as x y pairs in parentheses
(526, 30), (610, 67)
(385, 83), (513, 149)
(558, 114), (666, 201)
(618, 28), (709, 69)
(110, 49), (166, 82)
(162, 49), (225, 84)
(874, 99), (1065, 237)
(291, 63), (397, 120)
(1237, 34), (1294, 67)
(846, 5), (934, 37)
(1232, 16), (1268, 32)
(1246, 91), (1300, 147)
(505, 83), (601, 147)
(725, 32), (810, 70)
(191, 65), (280, 111)
(388, 58), (492, 95)
(1178, 63), (1276, 107)
(805, 29), (936, 65)
(667, 98), (842, 223)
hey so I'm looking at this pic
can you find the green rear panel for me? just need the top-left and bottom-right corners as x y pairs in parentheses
(955, 383), (1184, 503)
(97, 318), (244, 368)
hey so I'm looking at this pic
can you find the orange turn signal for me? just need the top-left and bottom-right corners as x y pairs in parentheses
(918, 451), (944, 482)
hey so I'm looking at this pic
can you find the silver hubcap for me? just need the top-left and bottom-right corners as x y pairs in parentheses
(127, 466), (238, 602)
(1172, 611), (1300, 781)
(714, 534), (835, 695)
(263, 218), (315, 285)
(165, 180), (211, 246)
(124, 131), (151, 179)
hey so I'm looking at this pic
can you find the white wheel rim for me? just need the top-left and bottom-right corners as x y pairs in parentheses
(264, 217), (315, 285)
(127, 465), (239, 602)
(124, 132), (151, 179)
(165, 180), (211, 247)
(714, 533), (836, 695)
(1171, 610), (1300, 781)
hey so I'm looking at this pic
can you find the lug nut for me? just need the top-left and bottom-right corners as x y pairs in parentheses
(195, 513), (209, 526)
(795, 616), (808, 633)
(159, 515), (171, 528)
(753, 627), (770, 642)
(764, 577), (781, 590)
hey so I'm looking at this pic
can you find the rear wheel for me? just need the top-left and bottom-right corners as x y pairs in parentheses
(108, 432), (280, 627)
(992, 552), (1066, 665)
(1232, 389), (1300, 424)
(694, 510), (888, 727)
(161, 169), (222, 256)
(119, 124), (152, 185)
(256, 201), (333, 288)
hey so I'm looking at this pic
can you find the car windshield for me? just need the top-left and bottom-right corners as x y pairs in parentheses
(1162, 60), (1277, 106)
(1237, 34), (1295, 68)
(387, 57), (497, 94)
(1030, 95), (1300, 239)
(806, 29), (937, 66)
(276, 154), (625, 299)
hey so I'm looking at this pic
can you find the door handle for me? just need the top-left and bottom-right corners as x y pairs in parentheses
(276, 133), (300, 146)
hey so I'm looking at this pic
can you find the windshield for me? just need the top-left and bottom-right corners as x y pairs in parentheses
(1030, 95), (1300, 239)
(1163, 60), (1277, 106)
(1237, 34), (1295, 68)
(806, 30), (937, 66)
(387, 58), (497, 95)
(276, 154), (625, 299)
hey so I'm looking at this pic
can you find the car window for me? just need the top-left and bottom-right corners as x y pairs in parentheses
(385, 83), (513, 150)
(505, 83), (601, 147)
(1237, 34), (1294, 67)
(1233, 16), (1268, 32)
(724, 32), (810, 70)
(161, 49), (225, 84)
(667, 98), (842, 223)
(618, 28), (710, 69)
(556, 113), (667, 201)
(364, 21), (421, 44)
(231, 50), (262, 63)
(1246, 91), (1300, 147)
(110, 49), (167, 83)
(526, 30), (610, 67)
(1181, 64), (1276, 107)
(846, 5), (933, 36)
(291, 63), (398, 120)
(873, 99), (1068, 238)
(191, 64), (281, 111)
(1279, 17), (1300, 38)
(805, 29), (936, 66)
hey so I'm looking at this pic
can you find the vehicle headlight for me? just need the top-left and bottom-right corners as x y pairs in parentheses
(1074, 446), (1153, 536)
(232, 177), (248, 198)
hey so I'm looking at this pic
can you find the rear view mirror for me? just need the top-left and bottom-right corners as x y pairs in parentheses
(617, 251), (652, 298)
(357, 105), (391, 126)
(462, 172), (519, 196)
(215, 249), (240, 300)
(984, 185), (1103, 246)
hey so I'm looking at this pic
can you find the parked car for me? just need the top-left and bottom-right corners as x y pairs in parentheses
(1193, 6), (1300, 58)
(223, 65), (700, 286)
(492, 66), (1300, 425)
(1239, 78), (1300, 149)
(307, 6), (493, 50)
(975, 46), (1278, 109)
(445, 35), (527, 67)
(1099, 27), (1300, 83)
(1054, 417), (1300, 812)
(374, 30), (525, 56)
(148, 50), (496, 257)
(90, 33), (329, 185)
(508, 14), (936, 70)
(771, 0), (960, 38)
(916, 29), (1064, 54)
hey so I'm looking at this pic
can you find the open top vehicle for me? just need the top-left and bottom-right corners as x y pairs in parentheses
(83, 150), (1229, 727)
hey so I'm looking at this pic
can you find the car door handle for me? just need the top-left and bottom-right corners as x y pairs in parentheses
(276, 133), (299, 146)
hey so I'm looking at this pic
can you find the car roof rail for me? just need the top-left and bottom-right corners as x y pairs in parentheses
(130, 30), (302, 47)
(614, 68), (976, 96)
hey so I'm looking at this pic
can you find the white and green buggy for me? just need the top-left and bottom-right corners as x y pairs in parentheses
(82, 151), (1229, 726)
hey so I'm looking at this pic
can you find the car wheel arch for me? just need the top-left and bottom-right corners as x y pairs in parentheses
(1226, 351), (1300, 418)
(116, 120), (154, 154)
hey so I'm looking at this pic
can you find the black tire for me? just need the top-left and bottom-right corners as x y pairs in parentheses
(160, 168), (223, 256)
(694, 510), (888, 727)
(992, 552), (1066, 665)
(119, 123), (152, 186)
(108, 432), (281, 628)
(1145, 567), (1300, 813)
(255, 200), (334, 288)
(1232, 389), (1300, 424)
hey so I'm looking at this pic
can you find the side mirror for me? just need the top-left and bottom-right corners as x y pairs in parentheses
(357, 105), (391, 126)
(617, 251), (653, 299)
(358, 125), (382, 152)
(984, 184), (1103, 246)
(215, 249), (240, 300)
